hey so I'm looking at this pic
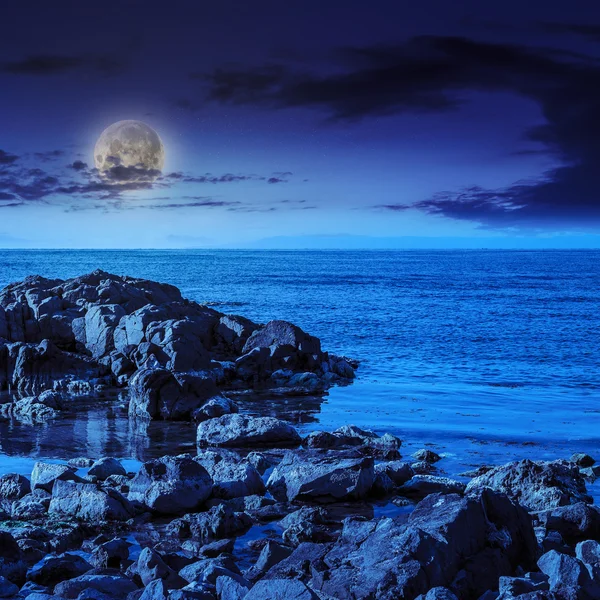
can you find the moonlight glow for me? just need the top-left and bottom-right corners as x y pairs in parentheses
(94, 120), (165, 181)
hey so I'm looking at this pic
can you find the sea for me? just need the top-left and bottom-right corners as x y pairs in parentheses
(0, 249), (599, 496)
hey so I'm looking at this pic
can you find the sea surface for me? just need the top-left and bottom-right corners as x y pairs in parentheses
(0, 249), (599, 494)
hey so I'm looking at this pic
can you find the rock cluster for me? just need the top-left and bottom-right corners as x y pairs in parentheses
(1, 273), (600, 599)
(0, 271), (356, 419)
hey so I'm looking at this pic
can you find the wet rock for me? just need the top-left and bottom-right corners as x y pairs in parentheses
(267, 451), (374, 503)
(465, 460), (591, 512)
(497, 573), (550, 597)
(90, 538), (131, 570)
(137, 548), (185, 589)
(197, 414), (301, 448)
(304, 425), (401, 454)
(399, 474), (466, 498)
(374, 461), (414, 486)
(195, 452), (265, 499)
(128, 455), (212, 515)
(67, 458), (94, 469)
(129, 369), (221, 421)
(311, 489), (538, 600)
(53, 571), (138, 599)
(537, 503), (600, 544)
(244, 579), (319, 600)
(169, 505), (252, 544)
(412, 449), (442, 463)
(192, 397), (238, 423)
(215, 315), (259, 357)
(537, 550), (598, 599)
(178, 555), (241, 586)
(31, 462), (82, 493)
(27, 553), (92, 586)
(244, 541), (293, 583)
(49, 480), (136, 522)
(11, 490), (51, 520)
(0, 473), (31, 501)
(88, 458), (127, 481)
(216, 574), (250, 600)
(246, 452), (272, 475)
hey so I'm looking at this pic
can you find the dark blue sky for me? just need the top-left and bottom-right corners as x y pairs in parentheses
(1, 0), (600, 247)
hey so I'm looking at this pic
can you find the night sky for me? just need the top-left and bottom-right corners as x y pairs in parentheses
(2, 0), (600, 248)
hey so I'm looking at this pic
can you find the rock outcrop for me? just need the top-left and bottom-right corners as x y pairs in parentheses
(0, 271), (356, 419)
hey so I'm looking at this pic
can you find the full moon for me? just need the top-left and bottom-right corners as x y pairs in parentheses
(94, 120), (165, 181)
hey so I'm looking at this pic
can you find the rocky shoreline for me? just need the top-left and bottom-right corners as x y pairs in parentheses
(0, 273), (598, 599)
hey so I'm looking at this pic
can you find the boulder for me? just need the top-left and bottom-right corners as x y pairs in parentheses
(137, 547), (185, 588)
(90, 538), (131, 569)
(49, 480), (136, 521)
(399, 475), (466, 498)
(304, 425), (401, 454)
(128, 455), (212, 515)
(129, 369), (221, 421)
(197, 414), (301, 448)
(465, 460), (591, 512)
(537, 550), (598, 599)
(308, 489), (538, 600)
(267, 451), (374, 503)
(88, 458), (127, 480)
(192, 397), (239, 423)
(31, 462), (82, 493)
(0, 473), (31, 501)
(195, 451), (265, 499)
(53, 571), (138, 599)
(169, 505), (252, 544)
(27, 553), (92, 586)
(537, 503), (600, 543)
(244, 579), (319, 600)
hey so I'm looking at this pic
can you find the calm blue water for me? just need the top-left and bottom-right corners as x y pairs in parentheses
(0, 250), (599, 486)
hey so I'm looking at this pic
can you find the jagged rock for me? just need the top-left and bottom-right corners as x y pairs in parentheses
(0, 473), (30, 501)
(216, 574), (251, 600)
(195, 451), (265, 499)
(11, 490), (50, 520)
(137, 547), (185, 588)
(245, 541), (293, 582)
(537, 503), (600, 543)
(571, 454), (596, 468)
(128, 455), (212, 515)
(192, 397), (239, 423)
(537, 550), (599, 599)
(304, 425), (401, 454)
(416, 589), (459, 600)
(267, 451), (374, 503)
(129, 369), (221, 421)
(399, 475), (465, 498)
(49, 480), (136, 521)
(88, 458), (127, 480)
(1, 390), (64, 422)
(197, 414), (301, 448)
(374, 461), (414, 486)
(497, 573), (550, 597)
(169, 505), (252, 544)
(27, 553), (92, 586)
(90, 538), (131, 569)
(307, 489), (538, 600)
(31, 462), (82, 493)
(215, 315), (259, 356)
(53, 571), (138, 599)
(465, 460), (591, 512)
(412, 449), (442, 463)
(244, 579), (319, 600)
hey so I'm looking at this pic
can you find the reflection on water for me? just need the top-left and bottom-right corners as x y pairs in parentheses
(0, 389), (329, 466)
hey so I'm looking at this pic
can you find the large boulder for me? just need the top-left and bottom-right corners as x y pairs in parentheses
(31, 462), (82, 493)
(129, 368), (221, 420)
(306, 489), (538, 600)
(128, 455), (213, 514)
(53, 571), (138, 599)
(267, 451), (374, 503)
(466, 459), (592, 512)
(197, 414), (301, 448)
(49, 480), (136, 521)
(196, 451), (265, 499)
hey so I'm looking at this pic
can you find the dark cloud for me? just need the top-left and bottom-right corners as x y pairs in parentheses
(0, 150), (19, 165)
(2, 54), (123, 76)
(33, 150), (65, 162)
(164, 171), (290, 184)
(199, 34), (600, 229)
(69, 160), (88, 171)
(541, 23), (600, 41)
